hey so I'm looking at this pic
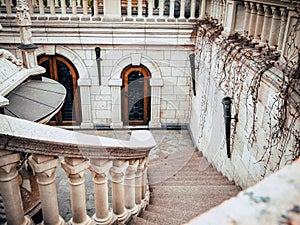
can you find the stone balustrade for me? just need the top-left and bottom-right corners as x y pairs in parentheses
(0, 114), (156, 225)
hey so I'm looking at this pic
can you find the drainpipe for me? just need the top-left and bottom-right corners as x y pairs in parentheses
(189, 53), (196, 96)
(95, 47), (102, 86)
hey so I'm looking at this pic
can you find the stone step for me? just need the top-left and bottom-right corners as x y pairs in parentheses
(153, 178), (235, 186)
(130, 216), (159, 225)
(141, 210), (186, 225)
(146, 205), (200, 221)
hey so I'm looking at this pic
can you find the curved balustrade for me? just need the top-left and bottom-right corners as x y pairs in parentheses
(0, 114), (156, 225)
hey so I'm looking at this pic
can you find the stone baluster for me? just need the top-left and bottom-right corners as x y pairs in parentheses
(0, 151), (32, 225)
(90, 159), (116, 225)
(169, 0), (175, 18)
(261, 5), (272, 45)
(215, 0), (220, 21)
(127, 0), (132, 18)
(61, 157), (91, 225)
(158, 0), (164, 18)
(1, 0), (5, 7)
(137, 0), (143, 18)
(55, 0), (59, 7)
(71, 0), (79, 20)
(141, 157), (149, 203)
(248, 2), (257, 38)
(277, 8), (288, 51)
(92, 0), (100, 20)
(81, 0), (89, 20)
(179, 0), (186, 19)
(60, 0), (67, 19)
(190, 0), (196, 19)
(268, 6), (281, 48)
(243, 1), (250, 36)
(199, 0), (206, 20)
(148, 0), (154, 18)
(28, 154), (64, 225)
(77, 0), (81, 8)
(5, 0), (13, 18)
(110, 160), (130, 223)
(27, 0), (35, 18)
(254, 3), (264, 41)
(135, 158), (146, 206)
(219, 1), (224, 23)
(38, 0), (46, 19)
(124, 160), (139, 215)
(210, 0), (215, 18)
(49, 0), (57, 20)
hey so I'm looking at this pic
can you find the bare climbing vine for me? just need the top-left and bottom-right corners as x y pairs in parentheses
(191, 14), (300, 177)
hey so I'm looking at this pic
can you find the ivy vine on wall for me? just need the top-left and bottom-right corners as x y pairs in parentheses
(192, 15), (300, 177)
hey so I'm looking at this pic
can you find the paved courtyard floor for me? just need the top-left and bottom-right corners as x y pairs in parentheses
(55, 129), (195, 221)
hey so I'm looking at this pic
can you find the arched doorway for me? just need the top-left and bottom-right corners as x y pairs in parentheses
(122, 66), (151, 126)
(38, 55), (82, 126)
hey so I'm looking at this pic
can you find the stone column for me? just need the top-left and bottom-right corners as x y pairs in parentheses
(147, 0), (154, 19)
(268, 6), (281, 48)
(49, 0), (57, 20)
(277, 8), (288, 51)
(254, 4), (264, 41)
(127, 0), (132, 18)
(169, 0), (175, 18)
(78, 77), (93, 129)
(124, 160), (139, 215)
(89, 159), (116, 225)
(61, 157), (91, 225)
(60, 0), (68, 20)
(248, 2), (257, 38)
(199, 0), (206, 19)
(103, 0), (122, 22)
(28, 154), (64, 225)
(109, 79), (123, 128)
(110, 160), (130, 223)
(81, 0), (89, 21)
(243, 1), (251, 36)
(158, 0), (164, 18)
(0, 151), (32, 225)
(223, 0), (239, 36)
(149, 78), (163, 128)
(71, 0), (79, 20)
(92, 0), (100, 21)
(261, 5), (272, 44)
(137, 0), (143, 18)
(38, 0), (46, 19)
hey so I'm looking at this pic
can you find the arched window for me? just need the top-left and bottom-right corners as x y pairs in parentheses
(122, 65), (151, 126)
(38, 55), (82, 126)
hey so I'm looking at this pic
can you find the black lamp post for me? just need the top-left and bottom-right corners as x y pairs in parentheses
(95, 47), (102, 85)
(222, 96), (233, 158)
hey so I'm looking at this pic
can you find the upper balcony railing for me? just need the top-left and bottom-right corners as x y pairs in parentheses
(0, 0), (205, 22)
(0, 114), (156, 225)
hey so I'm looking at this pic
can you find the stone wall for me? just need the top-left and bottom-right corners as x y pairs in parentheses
(189, 37), (300, 189)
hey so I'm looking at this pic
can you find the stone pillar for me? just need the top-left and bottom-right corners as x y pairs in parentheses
(135, 159), (146, 206)
(0, 151), (32, 225)
(248, 2), (257, 38)
(268, 7), (281, 48)
(137, 0), (143, 18)
(179, 0), (186, 19)
(254, 3), (264, 41)
(110, 160), (130, 223)
(158, 0), (164, 18)
(223, 0), (239, 36)
(277, 8), (288, 51)
(49, 0), (57, 20)
(60, 0), (68, 19)
(103, 0), (122, 22)
(78, 78), (93, 129)
(149, 78), (163, 128)
(243, 1), (251, 36)
(77, 0), (81, 8)
(92, 0), (100, 21)
(199, 0), (206, 19)
(109, 79), (123, 128)
(28, 154), (64, 225)
(261, 5), (272, 44)
(61, 157), (91, 225)
(81, 0), (89, 20)
(124, 160), (139, 215)
(16, 0), (38, 69)
(148, 0), (154, 18)
(90, 159), (116, 225)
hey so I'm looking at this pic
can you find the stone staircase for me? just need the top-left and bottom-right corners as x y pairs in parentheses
(130, 150), (241, 225)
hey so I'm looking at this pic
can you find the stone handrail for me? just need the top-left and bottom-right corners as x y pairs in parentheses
(0, 114), (156, 225)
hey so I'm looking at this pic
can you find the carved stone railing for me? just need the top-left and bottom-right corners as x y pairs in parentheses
(0, 0), (203, 22)
(0, 114), (156, 225)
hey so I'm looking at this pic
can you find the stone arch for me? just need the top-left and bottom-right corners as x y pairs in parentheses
(36, 45), (93, 128)
(109, 54), (163, 128)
